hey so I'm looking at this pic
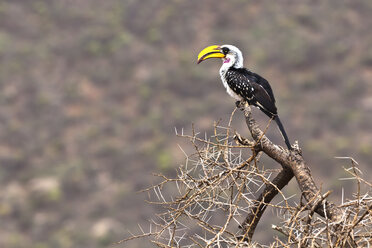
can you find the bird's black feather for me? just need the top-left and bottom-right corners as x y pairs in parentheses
(225, 67), (291, 149)
(225, 68), (278, 117)
(275, 116), (291, 149)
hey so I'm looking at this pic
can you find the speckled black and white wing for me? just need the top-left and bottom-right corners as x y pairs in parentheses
(225, 68), (253, 100)
(249, 72), (278, 116)
(225, 68), (278, 117)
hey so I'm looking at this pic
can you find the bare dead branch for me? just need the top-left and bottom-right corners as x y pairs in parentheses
(239, 102), (343, 222)
(239, 167), (294, 242)
(119, 106), (372, 247)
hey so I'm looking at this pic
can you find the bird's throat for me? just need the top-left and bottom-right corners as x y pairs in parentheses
(223, 58), (231, 64)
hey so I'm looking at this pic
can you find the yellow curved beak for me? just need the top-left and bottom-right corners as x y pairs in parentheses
(197, 45), (225, 64)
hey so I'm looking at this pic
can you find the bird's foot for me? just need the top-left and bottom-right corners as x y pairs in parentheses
(235, 100), (246, 110)
(233, 131), (254, 146)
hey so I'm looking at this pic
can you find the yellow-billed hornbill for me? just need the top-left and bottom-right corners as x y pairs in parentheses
(197, 45), (291, 150)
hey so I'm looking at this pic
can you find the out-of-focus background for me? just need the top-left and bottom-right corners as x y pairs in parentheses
(0, 0), (371, 247)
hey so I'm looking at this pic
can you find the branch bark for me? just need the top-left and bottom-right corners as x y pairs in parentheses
(238, 103), (343, 241)
(239, 167), (294, 241)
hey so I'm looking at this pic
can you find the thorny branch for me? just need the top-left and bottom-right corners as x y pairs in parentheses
(237, 102), (344, 238)
(118, 105), (372, 247)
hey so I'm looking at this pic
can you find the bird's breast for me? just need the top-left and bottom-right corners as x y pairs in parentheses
(219, 67), (243, 101)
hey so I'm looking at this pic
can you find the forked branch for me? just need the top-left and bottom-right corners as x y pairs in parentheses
(237, 102), (343, 240)
(119, 105), (372, 247)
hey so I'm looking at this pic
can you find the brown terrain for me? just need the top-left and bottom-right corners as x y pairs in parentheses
(0, 0), (371, 247)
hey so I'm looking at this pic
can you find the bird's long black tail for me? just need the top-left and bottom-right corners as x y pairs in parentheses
(274, 116), (291, 150)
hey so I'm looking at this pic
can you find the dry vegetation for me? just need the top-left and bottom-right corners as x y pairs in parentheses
(121, 106), (372, 247)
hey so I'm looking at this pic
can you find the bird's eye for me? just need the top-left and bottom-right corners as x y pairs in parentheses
(222, 47), (230, 55)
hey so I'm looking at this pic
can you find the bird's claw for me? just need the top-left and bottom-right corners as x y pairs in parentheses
(233, 131), (254, 146)
(235, 100), (246, 110)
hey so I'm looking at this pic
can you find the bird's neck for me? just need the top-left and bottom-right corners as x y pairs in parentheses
(233, 59), (243, 69)
(219, 63), (230, 78)
(219, 62), (242, 77)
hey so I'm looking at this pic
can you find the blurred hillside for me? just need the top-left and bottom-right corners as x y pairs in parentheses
(0, 0), (371, 247)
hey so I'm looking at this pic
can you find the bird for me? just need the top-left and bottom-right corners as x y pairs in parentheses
(197, 44), (291, 150)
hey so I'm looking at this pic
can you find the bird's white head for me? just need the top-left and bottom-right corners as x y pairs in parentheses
(220, 45), (244, 68)
(197, 44), (244, 69)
